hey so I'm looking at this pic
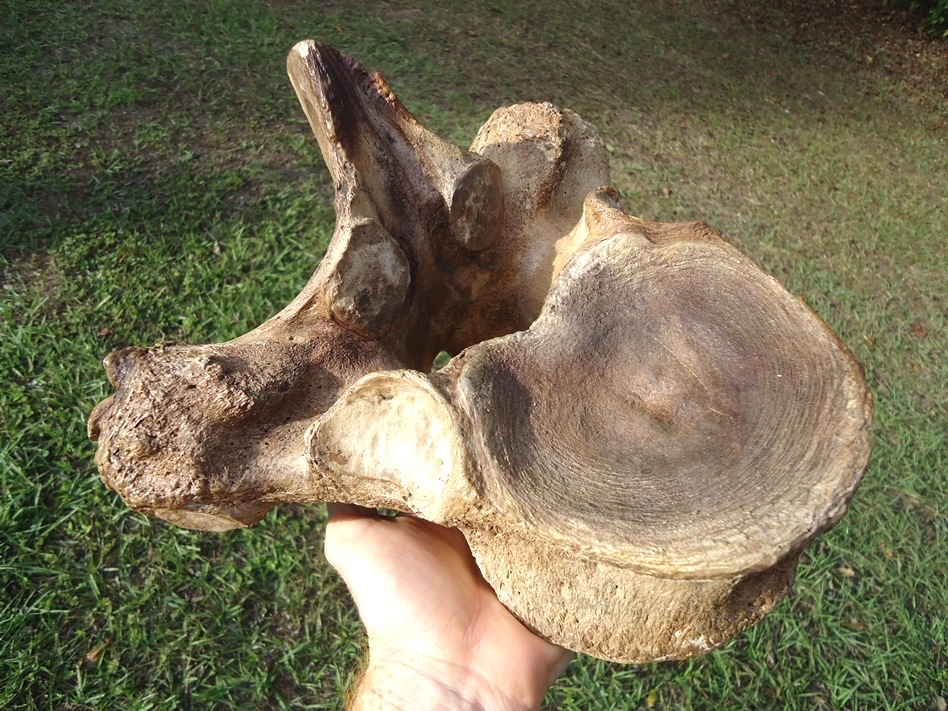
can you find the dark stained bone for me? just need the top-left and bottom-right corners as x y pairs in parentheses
(88, 43), (606, 530)
(89, 43), (872, 661)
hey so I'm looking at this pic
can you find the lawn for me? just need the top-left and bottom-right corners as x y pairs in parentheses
(1, 0), (945, 708)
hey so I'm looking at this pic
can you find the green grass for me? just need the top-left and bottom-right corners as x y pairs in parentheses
(2, 0), (946, 708)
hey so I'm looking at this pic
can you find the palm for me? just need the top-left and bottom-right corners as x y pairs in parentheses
(324, 504), (572, 695)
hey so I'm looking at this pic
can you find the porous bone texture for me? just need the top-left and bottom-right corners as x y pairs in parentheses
(90, 43), (872, 662)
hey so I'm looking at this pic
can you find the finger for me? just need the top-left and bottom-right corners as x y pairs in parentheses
(324, 503), (387, 575)
(326, 501), (381, 523)
(549, 649), (576, 681)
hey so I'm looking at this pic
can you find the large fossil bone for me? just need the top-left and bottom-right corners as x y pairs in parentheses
(88, 42), (872, 662)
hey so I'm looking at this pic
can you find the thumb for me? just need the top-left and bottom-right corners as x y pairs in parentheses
(323, 502), (388, 575)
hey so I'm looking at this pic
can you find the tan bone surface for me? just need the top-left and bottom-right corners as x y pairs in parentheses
(89, 42), (872, 662)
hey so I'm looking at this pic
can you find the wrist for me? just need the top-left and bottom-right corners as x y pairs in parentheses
(349, 651), (543, 711)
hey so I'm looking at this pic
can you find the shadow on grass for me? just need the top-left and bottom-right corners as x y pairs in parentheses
(6, 0), (942, 264)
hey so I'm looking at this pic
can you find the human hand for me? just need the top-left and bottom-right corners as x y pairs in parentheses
(324, 503), (574, 710)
